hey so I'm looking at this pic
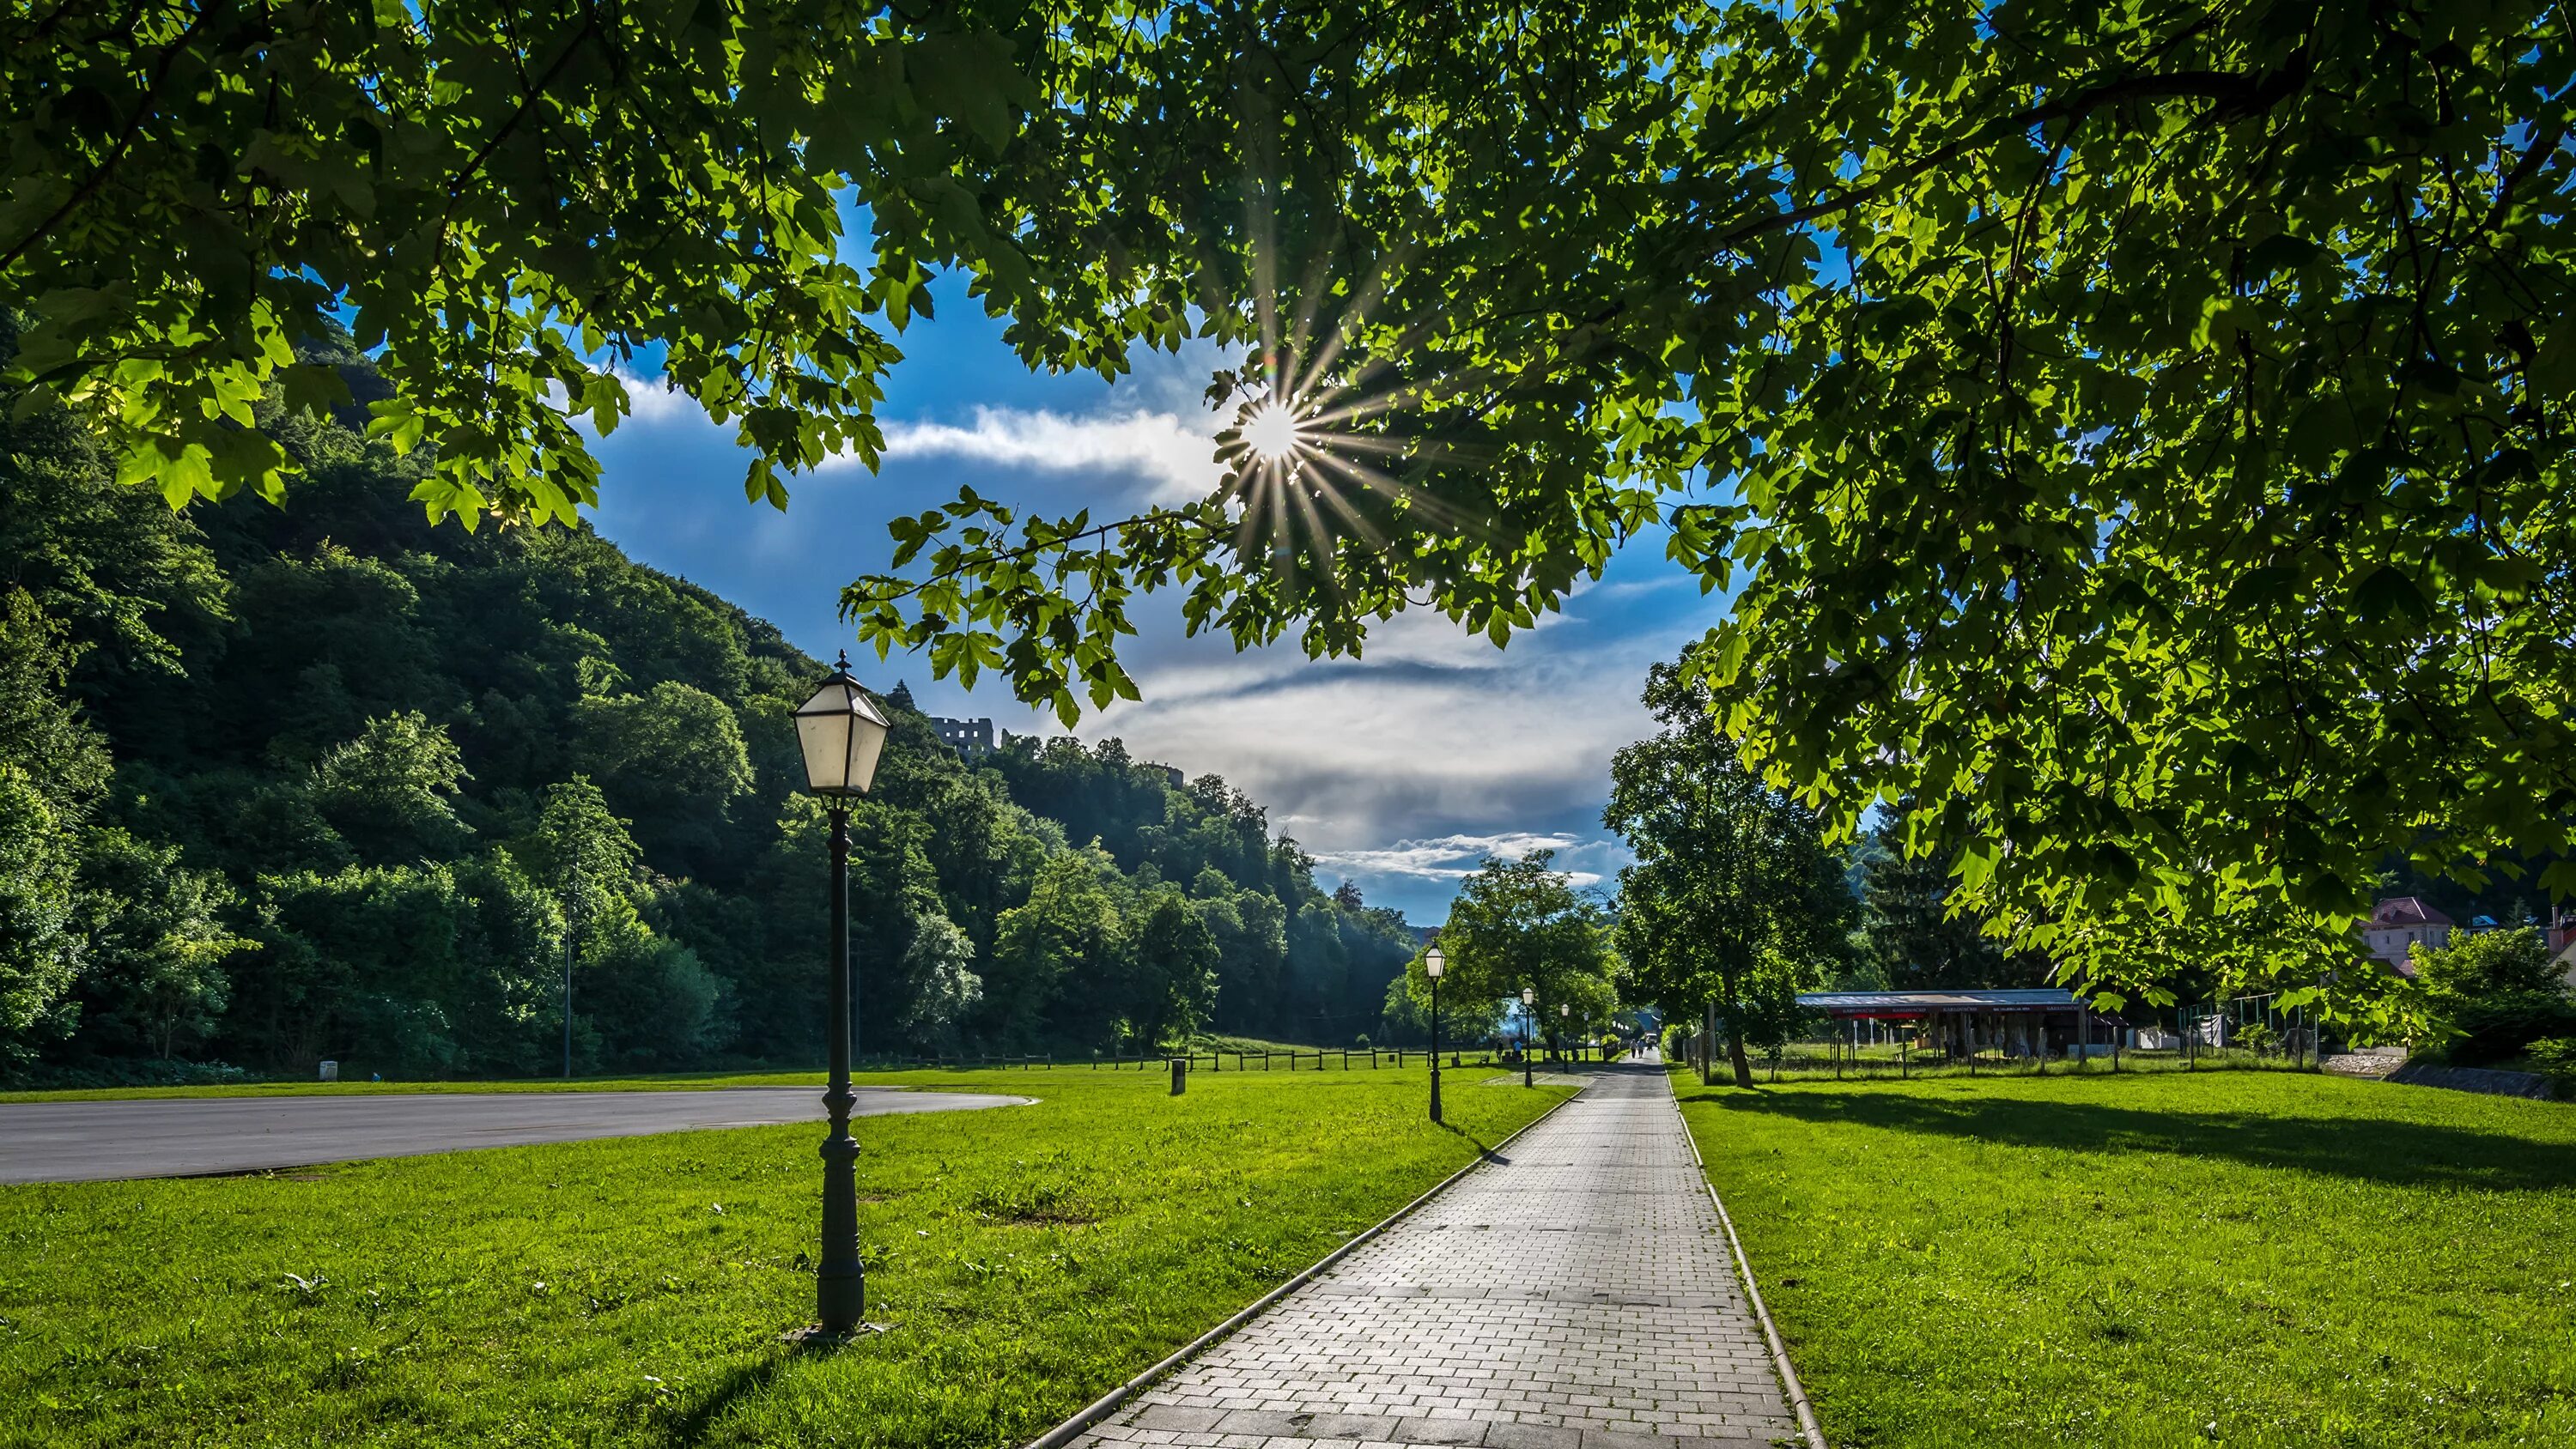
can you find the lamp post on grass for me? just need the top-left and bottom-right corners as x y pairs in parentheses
(1556, 1001), (1568, 1066)
(790, 652), (891, 1340)
(561, 862), (578, 1080)
(1521, 985), (1535, 1088)
(1425, 945), (1445, 1124)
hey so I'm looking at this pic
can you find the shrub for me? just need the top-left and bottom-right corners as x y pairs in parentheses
(2415, 927), (2576, 1064)
(2528, 1036), (2576, 1088)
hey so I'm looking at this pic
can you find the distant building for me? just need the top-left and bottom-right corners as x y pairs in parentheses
(2363, 896), (2454, 972)
(929, 716), (996, 757)
(2548, 909), (2576, 991)
(1795, 988), (2125, 1058)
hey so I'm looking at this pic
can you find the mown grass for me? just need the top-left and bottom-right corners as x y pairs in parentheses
(1, 1066), (1571, 1448)
(1675, 1068), (2576, 1448)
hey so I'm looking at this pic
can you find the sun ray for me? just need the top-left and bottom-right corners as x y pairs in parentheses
(1295, 456), (1388, 548)
(1280, 242), (1340, 409)
(1293, 246), (1409, 404)
(1303, 446), (1475, 532)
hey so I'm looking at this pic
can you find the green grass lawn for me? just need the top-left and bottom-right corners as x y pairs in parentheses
(1, 1066), (1570, 1448)
(1675, 1068), (2576, 1448)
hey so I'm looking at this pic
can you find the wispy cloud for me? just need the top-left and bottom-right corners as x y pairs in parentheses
(1310, 832), (1590, 883)
(865, 405), (1222, 504)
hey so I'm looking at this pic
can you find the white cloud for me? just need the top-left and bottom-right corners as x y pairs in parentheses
(577, 373), (1231, 509)
(1309, 832), (1589, 882)
(611, 367), (708, 428)
(863, 405), (1224, 505)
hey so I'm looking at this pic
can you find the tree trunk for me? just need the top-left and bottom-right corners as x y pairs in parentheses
(1726, 1022), (1754, 1088)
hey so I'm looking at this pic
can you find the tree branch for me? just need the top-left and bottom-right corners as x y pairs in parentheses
(0, 0), (227, 275)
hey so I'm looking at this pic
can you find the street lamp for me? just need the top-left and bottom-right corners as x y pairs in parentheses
(790, 652), (891, 1340)
(1521, 985), (1535, 1088)
(1558, 1001), (1569, 1066)
(1424, 946), (1445, 1124)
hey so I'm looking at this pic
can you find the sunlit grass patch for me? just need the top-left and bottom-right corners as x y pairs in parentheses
(1677, 1068), (2576, 1448)
(0, 1066), (1568, 1449)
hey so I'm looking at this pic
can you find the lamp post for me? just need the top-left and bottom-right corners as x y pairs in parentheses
(1424, 946), (1445, 1124)
(561, 871), (578, 1080)
(790, 652), (891, 1340)
(1557, 1001), (1568, 1066)
(1521, 985), (1535, 1088)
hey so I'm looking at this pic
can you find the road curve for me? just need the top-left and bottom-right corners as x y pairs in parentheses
(0, 1087), (1031, 1185)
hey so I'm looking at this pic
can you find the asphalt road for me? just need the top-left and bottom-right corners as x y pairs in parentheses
(0, 1087), (1032, 1185)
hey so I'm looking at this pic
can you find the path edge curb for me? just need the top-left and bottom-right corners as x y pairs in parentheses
(1020, 1076), (1592, 1449)
(1673, 1074), (1829, 1449)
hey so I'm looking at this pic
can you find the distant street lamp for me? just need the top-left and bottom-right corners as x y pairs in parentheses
(1424, 946), (1445, 1124)
(561, 870), (580, 1080)
(1521, 985), (1536, 1088)
(790, 652), (892, 1340)
(1557, 1001), (1569, 1066)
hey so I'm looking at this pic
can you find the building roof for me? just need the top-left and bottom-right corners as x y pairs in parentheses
(1797, 988), (2081, 1016)
(2370, 896), (2453, 929)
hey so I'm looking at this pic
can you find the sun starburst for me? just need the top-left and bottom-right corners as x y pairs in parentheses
(1243, 400), (1303, 461)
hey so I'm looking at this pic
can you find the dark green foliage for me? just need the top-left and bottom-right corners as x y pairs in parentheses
(64, 828), (250, 1061)
(1128, 889), (1220, 1047)
(1856, 818), (2050, 991)
(0, 357), (1410, 1076)
(0, 766), (79, 1054)
(1422, 852), (1619, 1051)
(990, 738), (1413, 1042)
(2415, 927), (2576, 1066)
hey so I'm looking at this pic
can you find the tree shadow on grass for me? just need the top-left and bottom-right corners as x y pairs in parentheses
(1693, 1088), (2576, 1192)
(662, 1355), (788, 1449)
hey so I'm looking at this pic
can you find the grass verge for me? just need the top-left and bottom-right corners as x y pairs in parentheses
(1674, 1067), (2576, 1448)
(2, 1066), (1571, 1448)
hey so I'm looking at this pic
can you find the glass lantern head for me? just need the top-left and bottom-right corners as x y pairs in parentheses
(793, 653), (893, 797)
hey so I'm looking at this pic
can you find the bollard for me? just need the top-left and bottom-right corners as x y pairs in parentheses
(1170, 1057), (1187, 1095)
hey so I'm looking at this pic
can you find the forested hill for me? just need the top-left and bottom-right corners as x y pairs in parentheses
(0, 341), (1413, 1084)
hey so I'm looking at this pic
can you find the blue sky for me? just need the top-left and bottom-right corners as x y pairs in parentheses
(581, 270), (1718, 923)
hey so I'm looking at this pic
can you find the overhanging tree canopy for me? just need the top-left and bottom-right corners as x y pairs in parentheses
(17, 2), (2576, 988)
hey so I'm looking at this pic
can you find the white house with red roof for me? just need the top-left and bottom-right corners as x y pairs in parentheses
(2362, 896), (2453, 972)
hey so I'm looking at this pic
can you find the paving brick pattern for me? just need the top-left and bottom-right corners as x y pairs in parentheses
(1072, 1063), (1799, 1449)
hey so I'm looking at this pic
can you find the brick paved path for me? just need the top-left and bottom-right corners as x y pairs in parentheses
(1075, 1063), (1801, 1449)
